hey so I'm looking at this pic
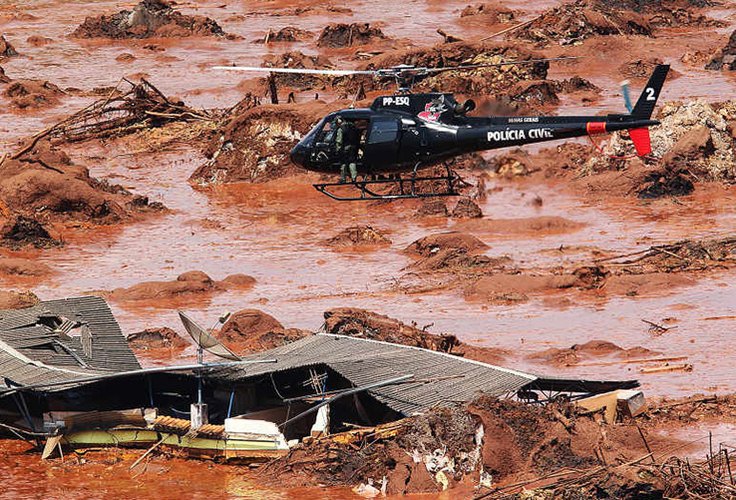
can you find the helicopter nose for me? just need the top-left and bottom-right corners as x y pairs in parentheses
(290, 142), (308, 166)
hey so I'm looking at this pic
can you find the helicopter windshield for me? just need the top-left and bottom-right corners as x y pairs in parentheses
(302, 113), (336, 146)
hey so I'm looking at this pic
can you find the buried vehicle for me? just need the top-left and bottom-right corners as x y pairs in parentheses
(215, 61), (670, 200)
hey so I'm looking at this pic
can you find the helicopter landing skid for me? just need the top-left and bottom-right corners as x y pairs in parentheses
(313, 171), (460, 201)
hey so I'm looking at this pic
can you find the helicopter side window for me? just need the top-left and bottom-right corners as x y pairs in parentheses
(367, 118), (399, 145)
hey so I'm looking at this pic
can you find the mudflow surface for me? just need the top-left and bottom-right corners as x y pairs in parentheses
(1, 0), (736, 497)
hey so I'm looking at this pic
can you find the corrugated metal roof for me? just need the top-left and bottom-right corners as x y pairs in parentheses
(210, 334), (537, 416)
(0, 296), (140, 391)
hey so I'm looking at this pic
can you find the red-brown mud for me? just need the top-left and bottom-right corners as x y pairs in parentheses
(4, 79), (64, 109)
(107, 270), (254, 304)
(323, 225), (392, 250)
(72, 0), (227, 39)
(214, 308), (311, 354)
(126, 326), (189, 350)
(1, 0), (736, 495)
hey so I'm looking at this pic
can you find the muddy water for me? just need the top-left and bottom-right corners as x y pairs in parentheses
(0, 0), (735, 396)
(1, 0), (736, 496)
(0, 439), (360, 499)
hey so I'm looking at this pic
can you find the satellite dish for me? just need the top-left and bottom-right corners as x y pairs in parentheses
(178, 311), (241, 361)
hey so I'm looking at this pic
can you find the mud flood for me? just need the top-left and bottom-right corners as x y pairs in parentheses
(2, 0), (736, 497)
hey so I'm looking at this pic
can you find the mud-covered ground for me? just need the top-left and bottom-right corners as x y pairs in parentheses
(1, 0), (736, 497)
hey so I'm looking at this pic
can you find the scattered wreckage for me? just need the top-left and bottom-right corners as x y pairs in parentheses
(0, 296), (644, 472)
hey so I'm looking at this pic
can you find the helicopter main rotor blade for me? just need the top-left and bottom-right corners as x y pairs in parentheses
(213, 65), (376, 76)
(420, 56), (581, 74)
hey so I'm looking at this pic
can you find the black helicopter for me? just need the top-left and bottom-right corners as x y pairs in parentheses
(215, 61), (670, 201)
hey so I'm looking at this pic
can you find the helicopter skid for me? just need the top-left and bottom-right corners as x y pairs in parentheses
(313, 173), (460, 201)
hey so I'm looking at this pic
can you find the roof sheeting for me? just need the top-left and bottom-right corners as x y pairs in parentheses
(0, 296), (140, 391)
(210, 334), (538, 416)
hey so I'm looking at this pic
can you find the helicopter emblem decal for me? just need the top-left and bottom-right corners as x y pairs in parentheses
(417, 96), (448, 122)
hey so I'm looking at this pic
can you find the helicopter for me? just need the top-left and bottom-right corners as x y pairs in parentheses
(215, 61), (670, 201)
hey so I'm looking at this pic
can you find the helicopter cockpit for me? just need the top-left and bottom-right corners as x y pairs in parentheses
(292, 111), (371, 172)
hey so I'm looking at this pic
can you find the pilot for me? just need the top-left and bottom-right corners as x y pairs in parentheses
(334, 116), (359, 183)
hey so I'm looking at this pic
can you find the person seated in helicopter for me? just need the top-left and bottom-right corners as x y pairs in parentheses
(334, 116), (360, 183)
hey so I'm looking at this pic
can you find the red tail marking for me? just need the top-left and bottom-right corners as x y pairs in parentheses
(629, 127), (652, 156)
(586, 122), (607, 135)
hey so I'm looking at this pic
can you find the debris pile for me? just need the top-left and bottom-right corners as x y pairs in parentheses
(513, 0), (722, 46)
(261, 51), (335, 90)
(402, 231), (510, 278)
(215, 309), (311, 354)
(4, 79), (64, 109)
(355, 42), (548, 97)
(316, 23), (386, 48)
(0, 65), (9, 84)
(257, 27), (313, 43)
(0, 35), (17, 59)
(267, 5), (353, 17)
(583, 100), (736, 187)
(322, 308), (508, 364)
(459, 3), (516, 23)
(1, 216), (58, 248)
(192, 102), (330, 185)
(126, 327), (189, 350)
(262, 395), (651, 495)
(706, 29), (736, 71)
(107, 270), (255, 302)
(323, 225), (391, 249)
(0, 290), (39, 310)
(512, 0), (651, 46)
(29, 79), (210, 144)
(598, 236), (736, 274)
(72, 0), (226, 38)
(619, 57), (674, 79)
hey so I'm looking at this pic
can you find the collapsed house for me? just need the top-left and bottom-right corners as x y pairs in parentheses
(0, 297), (641, 462)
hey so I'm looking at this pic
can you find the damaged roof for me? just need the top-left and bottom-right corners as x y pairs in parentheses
(212, 334), (638, 416)
(0, 296), (140, 391)
(212, 334), (538, 416)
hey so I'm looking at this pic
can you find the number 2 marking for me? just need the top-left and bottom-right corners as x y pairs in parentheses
(645, 88), (656, 101)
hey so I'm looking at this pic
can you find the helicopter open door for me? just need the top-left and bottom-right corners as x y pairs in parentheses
(363, 116), (400, 169)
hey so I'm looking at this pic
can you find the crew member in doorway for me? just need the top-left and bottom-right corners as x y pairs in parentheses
(334, 116), (359, 182)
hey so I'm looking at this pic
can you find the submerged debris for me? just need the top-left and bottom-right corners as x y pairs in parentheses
(706, 29), (736, 71)
(1, 216), (58, 248)
(323, 225), (392, 249)
(450, 197), (483, 219)
(0, 35), (17, 59)
(127, 327), (189, 350)
(459, 3), (516, 23)
(72, 0), (226, 39)
(108, 271), (255, 303)
(598, 236), (736, 274)
(256, 27), (314, 44)
(0, 65), (9, 84)
(4, 79), (64, 109)
(316, 23), (386, 48)
(0, 290), (39, 310)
